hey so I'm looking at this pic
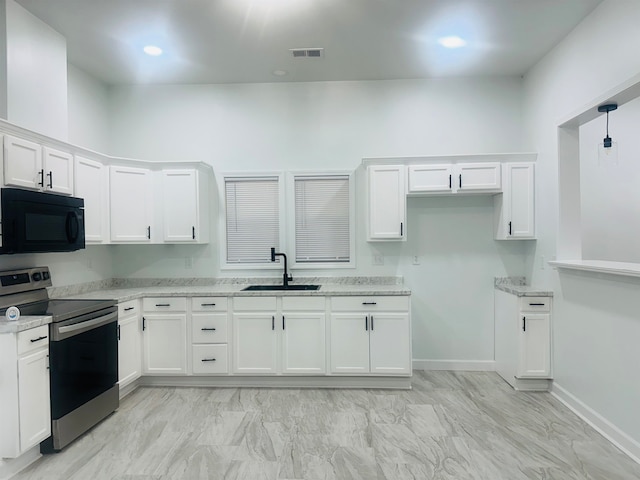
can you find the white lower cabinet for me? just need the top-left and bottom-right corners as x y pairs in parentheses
(330, 296), (411, 375)
(142, 298), (187, 375)
(232, 297), (278, 374)
(0, 325), (51, 458)
(495, 290), (552, 390)
(281, 296), (326, 374)
(191, 297), (229, 375)
(117, 300), (141, 388)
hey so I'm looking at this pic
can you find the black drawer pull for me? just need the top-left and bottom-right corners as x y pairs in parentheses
(529, 303), (545, 306)
(124, 307), (134, 311)
(201, 327), (217, 331)
(362, 302), (377, 305)
(155, 303), (171, 307)
(523, 316), (526, 332)
(30, 335), (47, 343)
(200, 303), (216, 306)
(201, 358), (216, 362)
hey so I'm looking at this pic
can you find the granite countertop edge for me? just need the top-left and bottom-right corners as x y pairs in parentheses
(0, 315), (52, 334)
(494, 284), (553, 297)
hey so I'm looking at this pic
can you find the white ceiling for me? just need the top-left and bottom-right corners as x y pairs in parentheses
(16, 0), (603, 86)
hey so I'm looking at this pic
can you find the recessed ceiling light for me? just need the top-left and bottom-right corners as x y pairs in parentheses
(272, 70), (288, 77)
(143, 45), (163, 56)
(437, 36), (466, 49)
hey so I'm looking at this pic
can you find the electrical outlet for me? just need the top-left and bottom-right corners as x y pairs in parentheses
(185, 257), (193, 269)
(373, 254), (384, 266)
(412, 255), (420, 265)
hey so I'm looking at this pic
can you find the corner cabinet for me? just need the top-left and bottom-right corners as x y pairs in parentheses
(367, 165), (406, 241)
(161, 169), (209, 243)
(494, 163), (535, 240)
(110, 166), (154, 243)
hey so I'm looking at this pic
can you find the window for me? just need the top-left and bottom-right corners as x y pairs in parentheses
(293, 174), (353, 266)
(225, 176), (280, 264)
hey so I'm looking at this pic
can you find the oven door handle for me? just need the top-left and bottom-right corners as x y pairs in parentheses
(54, 310), (118, 340)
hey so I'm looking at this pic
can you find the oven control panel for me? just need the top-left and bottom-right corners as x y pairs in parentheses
(0, 266), (52, 297)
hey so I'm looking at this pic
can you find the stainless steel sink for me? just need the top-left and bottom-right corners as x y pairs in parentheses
(242, 284), (320, 291)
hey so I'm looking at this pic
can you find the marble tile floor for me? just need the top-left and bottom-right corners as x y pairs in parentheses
(12, 371), (640, 480)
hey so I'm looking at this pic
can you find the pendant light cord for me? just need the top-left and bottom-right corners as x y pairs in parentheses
(606, 111), (610, 137)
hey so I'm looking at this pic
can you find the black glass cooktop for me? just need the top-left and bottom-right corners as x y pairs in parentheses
(1, 298), (116, 323)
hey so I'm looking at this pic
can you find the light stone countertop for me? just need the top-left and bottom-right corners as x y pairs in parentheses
(59, 283), (412, 303)
(494, 277), (553, 297)
(0, 315), (52, 334)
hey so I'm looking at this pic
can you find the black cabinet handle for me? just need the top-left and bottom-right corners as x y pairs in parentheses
(509, 221), (512, 236)
(200, 303), (216, 306)
(282, 316), (285, 330)
(459, 174), (462, 188)
(192, 226), (196, 240)
(117, 325), (121, 341)
(449, 174), (452, 189)
(142, 317), (146, 331)
(529, 303), (545, 306)
(201, 327), (217, 331)
(400, 222), (403, 236)
(155, 303), (170, 307)
(365, 315), (368, 331)
(272, 316), (275, 331)
(124, 307), (134, 311)
(522, 316), (526, 332)
(201, 358), (216, 362)
(362, 302), (377, 305)
(47, 171), (53, 188)
(38, 169), (44, 187)
(371, 315), (374, 331)
(30, 335), (47, 343)
(147, 226), (151, 239)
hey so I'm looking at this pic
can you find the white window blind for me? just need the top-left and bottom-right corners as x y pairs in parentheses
(226, 177), (280, 264)
(294, 175), (350, 263)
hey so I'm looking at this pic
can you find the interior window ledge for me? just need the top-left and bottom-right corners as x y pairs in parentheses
(549, 260), (640, 278)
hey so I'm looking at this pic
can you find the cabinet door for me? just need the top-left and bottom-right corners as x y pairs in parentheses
(118, 314), (142, 387)
(75, 156), (108, 242)
(369, 313), (411, 375)
(162, 169), (199, 242)
(43, 147), (74, 195)
(506, 163), (535, 239)
(281, 313), (326, 374)
(142, 314), (187, 374)
(232, 313), (278, 374)
(367, 165), (406, 240)
(110, 166), (154, 242)
(17, 348), (51, 452)
(457, 163), (501, 192)
(330, 314), (370, 373)
(3, 135), (42, 190)
(518, 313), (551, 378)
(407, 164), (453, 193)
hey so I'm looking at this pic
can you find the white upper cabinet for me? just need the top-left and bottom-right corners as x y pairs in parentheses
(110, 166), (154, 242)
(162, 169), (209, 243)
(408, 162), (501, 195)
(367, 165), (406, 241)
(3, 135), (43, 190)
(42, 147), (74, 195)
(3, 137), (74, 195)
(494, 163), (535, 240)
(75, 156), (109, 243)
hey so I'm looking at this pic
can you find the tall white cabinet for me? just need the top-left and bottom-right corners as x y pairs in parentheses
(367, 165), (406, 241)
(494, 163), (535, 239)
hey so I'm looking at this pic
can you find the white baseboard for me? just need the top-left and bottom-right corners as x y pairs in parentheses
(0, 446), (41, 480)
(551, 382), (640, 465)
(412, 359), (495, 371)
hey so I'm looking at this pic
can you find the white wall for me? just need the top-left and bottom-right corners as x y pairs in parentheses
(2, 0), (67, 140)
(67, 63), (110, 152)
(107, 77), (527, 364)
(523, 0), (640, 453)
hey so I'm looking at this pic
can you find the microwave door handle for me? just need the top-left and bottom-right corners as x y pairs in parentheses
(66, 212), (80, 242)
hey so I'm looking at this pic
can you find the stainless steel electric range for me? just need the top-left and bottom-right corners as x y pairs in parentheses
(0, 267), (119, 452)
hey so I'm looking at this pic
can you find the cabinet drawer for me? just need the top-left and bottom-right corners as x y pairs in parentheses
(118, 299), (139, 318)
(191, 297), (228, 312)
(520, 297), (551, 312)
(281, 296), (325, 311)
(143, 297), (187, 312)
(331, 295), (409, 312)
(192, 313), (228, 343)
(233, 296), (277, 311)
(17, 325), (49, 356)
(192, 345), (228, 374)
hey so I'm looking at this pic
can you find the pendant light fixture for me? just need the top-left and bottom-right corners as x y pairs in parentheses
(597, 103), (618, 165)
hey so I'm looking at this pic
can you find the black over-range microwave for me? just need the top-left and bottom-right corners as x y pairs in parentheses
(0, 188), (85, 254)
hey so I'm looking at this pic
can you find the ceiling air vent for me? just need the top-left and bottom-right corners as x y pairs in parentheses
(290, 48), (324, 59)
